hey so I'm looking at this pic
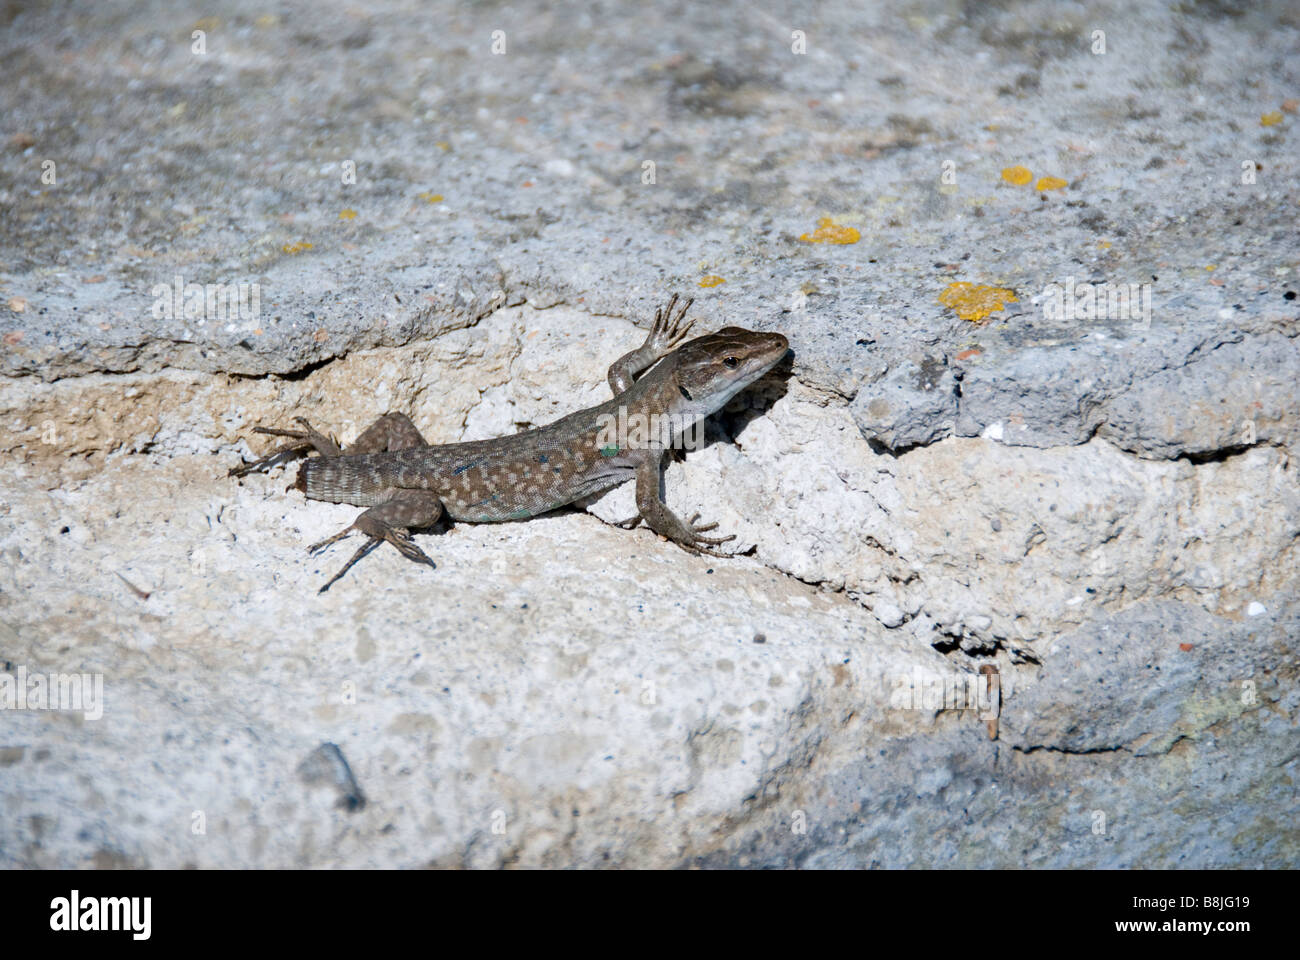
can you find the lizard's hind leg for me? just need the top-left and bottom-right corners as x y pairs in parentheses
(312, 489), (444, 593)
(230, 412), (427, 477)
(228, 417), (340, 476)
(343, 412), (428, 453)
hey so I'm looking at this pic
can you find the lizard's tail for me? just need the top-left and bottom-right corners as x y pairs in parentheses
(295, 456), (389, 506)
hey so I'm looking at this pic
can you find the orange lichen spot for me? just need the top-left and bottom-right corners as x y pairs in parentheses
(521, 181), (534, 188)
(698, 275), (725, 288)
(282, 241), (314, 254)
(1260, 111), (1284, 127)
(799, 216), (860, 244)
(417, 192), (443, 203)
(954, 348), (982, 362)
(938, 282), (1017, 323)
(1035, 176), (1068, 191)
(1179, 643), (1194, 652)
(1001, 165), (1033, 185)
(4, 330), (23, 344)
(338, 208), (357, 220)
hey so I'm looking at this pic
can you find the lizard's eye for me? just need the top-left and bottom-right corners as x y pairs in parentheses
(723, 356), (739, 368)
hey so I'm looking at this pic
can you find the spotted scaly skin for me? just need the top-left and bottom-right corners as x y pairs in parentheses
(229, 295), (790, 591)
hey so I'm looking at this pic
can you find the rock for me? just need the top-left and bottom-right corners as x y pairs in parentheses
(1, 0), (1296, 870)
(873, 602), (905, 628)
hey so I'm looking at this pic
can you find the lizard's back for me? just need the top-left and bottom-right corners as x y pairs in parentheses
(298, 394), (637, 521)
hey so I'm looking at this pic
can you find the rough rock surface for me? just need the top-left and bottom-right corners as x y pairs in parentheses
(1, 0), (1297, 868)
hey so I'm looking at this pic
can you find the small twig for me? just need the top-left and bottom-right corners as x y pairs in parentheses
(115, 571), (151, 601)
(979, 664), (1001, 741)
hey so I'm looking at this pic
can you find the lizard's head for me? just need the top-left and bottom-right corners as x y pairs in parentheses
(669, 326), (789, 416)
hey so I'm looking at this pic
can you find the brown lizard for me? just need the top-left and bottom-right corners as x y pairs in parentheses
(230, 295), (789, 591)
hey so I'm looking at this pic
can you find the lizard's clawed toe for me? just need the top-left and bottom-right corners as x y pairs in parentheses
(229, 418), (342, 479)
(317, 537), (382, 593)
(386, 531), (436, 568)
(228, 441), (313, 478)
(309, 525), (355, 554)
(696, 533), (734, 545)
(686, 513), (732, 545)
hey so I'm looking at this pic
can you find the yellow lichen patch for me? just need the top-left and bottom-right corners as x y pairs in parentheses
(799, 216), (860, 244)
(417, 192), (444, 203)
(436, 142), (451, 152)
(938, 282), (1018, 323)
(1260, 111), (1284, 127)
(698, 275), (725, 288)
(255, 14), (279, 28)
(1035, 176), (1068, 191)
(193, 17), (221, 32)
(1001, 165), (1033, 185)
(1205, 264), (1217, 271)
(282, 241), (314, 254)
(338, 208), (357, 220)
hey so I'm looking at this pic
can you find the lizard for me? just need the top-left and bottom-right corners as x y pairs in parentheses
(229, 295), (790, 592)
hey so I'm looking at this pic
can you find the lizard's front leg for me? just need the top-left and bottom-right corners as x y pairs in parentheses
(606, 293), (696, 395)
(632, 452), (736, 556)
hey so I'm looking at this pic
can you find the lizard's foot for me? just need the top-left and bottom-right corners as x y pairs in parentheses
(651, 510), (737, 557)
(382, 528), (437, 568)
(308, 523), (355, 555)
(644, 293), (696, 356)
(228, 417), (341, 477)
(228, 441), (313, 477)
(315, 529), (435, 593)
(318, 537), (383, 593)
(310, 522), (434, 566)
(683, 512), (736, 549)
(311, 494), (441, 590)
